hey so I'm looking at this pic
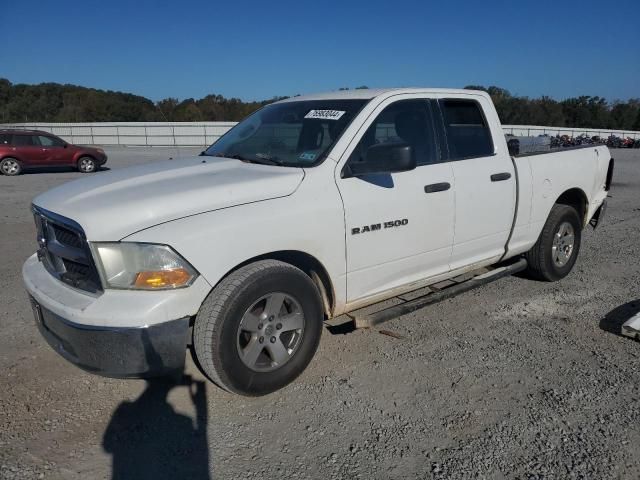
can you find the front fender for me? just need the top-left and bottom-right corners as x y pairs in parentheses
(122, 190), (348, 314)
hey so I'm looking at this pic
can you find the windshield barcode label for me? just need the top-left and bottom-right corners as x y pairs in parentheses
(305, 110), (346, 120)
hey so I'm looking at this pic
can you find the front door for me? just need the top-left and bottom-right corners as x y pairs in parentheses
(337, 98), (455, 304)
(37, 135), (70, 166)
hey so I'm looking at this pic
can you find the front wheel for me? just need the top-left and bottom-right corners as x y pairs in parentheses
(77, 156), (96, 173)
(524, 204), (582, 281)
(193, 260), (323, 396)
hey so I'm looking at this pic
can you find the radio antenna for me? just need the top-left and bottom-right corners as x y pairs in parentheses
(155, 102), (179, 159)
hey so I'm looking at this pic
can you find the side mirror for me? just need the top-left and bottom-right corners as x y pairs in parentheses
(348, 143), (416, 177)
(63, 143), (68, 148)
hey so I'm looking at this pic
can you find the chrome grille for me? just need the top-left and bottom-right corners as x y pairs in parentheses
(33, 207), (102, 293)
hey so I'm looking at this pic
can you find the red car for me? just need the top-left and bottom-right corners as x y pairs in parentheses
(0, 129), (107, 176)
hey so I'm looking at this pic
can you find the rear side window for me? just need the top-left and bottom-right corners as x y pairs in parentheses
(38, 135), (65, 147)
(0, 134), (10, 145)
(440, 100), (493, 160)
(11, 135), (36, 146)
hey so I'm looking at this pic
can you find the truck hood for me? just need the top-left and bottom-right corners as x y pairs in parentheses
(33, 156), (305, 240)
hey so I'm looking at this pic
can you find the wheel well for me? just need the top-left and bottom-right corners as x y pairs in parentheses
(223, 251), (335, 319)
(555, 188), (588, 226)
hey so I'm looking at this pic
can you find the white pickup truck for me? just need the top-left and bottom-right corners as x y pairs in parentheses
(23, 88), (613, 395)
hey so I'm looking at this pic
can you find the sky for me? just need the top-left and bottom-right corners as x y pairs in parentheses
(1, 0), (638, 102)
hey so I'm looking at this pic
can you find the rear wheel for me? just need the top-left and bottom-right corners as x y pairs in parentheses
(0, 157), (21, 176)
(77, 156), (96, 173)
(193, 260), (323, 396)
(524, 204), (582, 281)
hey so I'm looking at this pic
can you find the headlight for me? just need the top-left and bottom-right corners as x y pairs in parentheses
(92, 242), (198, 290)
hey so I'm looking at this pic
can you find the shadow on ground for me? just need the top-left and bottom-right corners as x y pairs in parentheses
(599, 299), (640, 337)
(102, 375), (210, 480)
(22, 166), (110, 174)
(325, 320), (357, 335)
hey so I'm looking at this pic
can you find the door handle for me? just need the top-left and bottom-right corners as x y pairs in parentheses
(424, 182), (451, 193)
(490, 172), (511, 182)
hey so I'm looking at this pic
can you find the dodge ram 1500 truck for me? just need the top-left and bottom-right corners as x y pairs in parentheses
(23, 88), (613, 396)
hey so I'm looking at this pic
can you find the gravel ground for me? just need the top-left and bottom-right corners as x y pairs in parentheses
(0, 147), (638, 480)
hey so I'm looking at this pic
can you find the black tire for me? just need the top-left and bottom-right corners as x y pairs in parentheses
(193, 260), (323, 396)
(524, 204), (582, 281)
(77, 156), (96, 173)
(0, 157), (22, 176)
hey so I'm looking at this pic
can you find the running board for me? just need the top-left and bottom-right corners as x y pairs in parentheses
(350, 258), (528, 329)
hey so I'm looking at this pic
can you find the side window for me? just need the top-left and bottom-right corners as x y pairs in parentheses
(38, 135), (65, 147)
(348, 99), (438, 168)
(0, 134), (10, 145)
(440, 100), (493, 160)
(11, 135), (35, 146)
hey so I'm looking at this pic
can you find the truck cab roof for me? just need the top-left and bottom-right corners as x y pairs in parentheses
(276, 88), (489, 103)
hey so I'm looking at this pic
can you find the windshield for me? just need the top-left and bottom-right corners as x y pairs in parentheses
(203, 99), (368, 167)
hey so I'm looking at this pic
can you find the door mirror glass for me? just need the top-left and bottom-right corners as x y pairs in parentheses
(349, 143), (416, 176)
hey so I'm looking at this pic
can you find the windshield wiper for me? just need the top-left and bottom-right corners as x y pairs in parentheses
(217, 153), (283, 166)
(199, 150), (216, 156)
(254, 153), (283, 166)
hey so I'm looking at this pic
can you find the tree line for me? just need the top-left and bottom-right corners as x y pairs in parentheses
(464, 85), (640, 131)
(0, 78), (279, 123)
(1, 78), (638, 131)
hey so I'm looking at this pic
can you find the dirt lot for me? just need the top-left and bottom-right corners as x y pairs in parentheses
(1, 147), (639, 480)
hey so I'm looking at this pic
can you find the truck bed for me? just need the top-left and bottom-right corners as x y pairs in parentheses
(505, 144), (611, 259)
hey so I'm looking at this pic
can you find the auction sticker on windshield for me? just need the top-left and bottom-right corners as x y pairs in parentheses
(305, 110), (346, 120)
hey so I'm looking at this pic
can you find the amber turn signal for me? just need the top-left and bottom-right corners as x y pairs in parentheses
(134, 268), (193, 289)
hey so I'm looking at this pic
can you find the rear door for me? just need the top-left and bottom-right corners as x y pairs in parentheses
(38, 135), (70, 166)
(337, 97), (455, 303)
(11, 134), (46, 166)
(436, 98), (516, 269)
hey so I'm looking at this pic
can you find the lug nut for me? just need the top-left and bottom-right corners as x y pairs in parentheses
(270, 336), (276, 343)
(269, 315), (275, 322)
(276, 323), (282, 330)
(257, 323), (263, 329)
(259, 336), (264, 343)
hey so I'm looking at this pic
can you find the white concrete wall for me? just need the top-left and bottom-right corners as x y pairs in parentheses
(502, 125), (640, 140)
(1, 121), (639, 146)
(0, 122), (237, 146)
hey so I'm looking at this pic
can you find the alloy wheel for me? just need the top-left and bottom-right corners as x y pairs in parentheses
(236, 292), (305, 372)
(551, 221), (575, 267)
(1, 159), (19, 175)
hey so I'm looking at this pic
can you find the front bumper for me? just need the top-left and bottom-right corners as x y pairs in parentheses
(23, 253), (212, 378)
(30, 296), (189, 377)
